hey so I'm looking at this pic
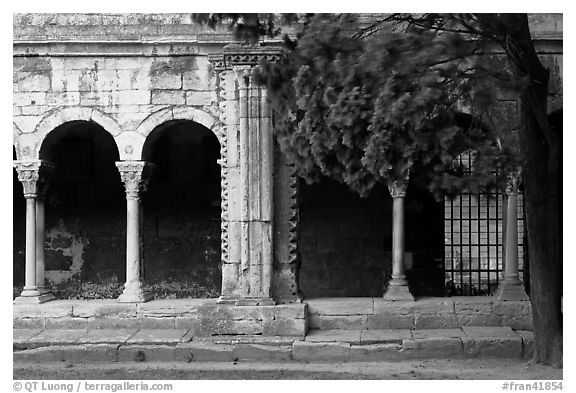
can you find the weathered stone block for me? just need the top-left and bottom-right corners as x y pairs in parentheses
(14, 302), (73, 318)
(45, 317), (88, 329)
(136, 299), (207, 317)
(112, 90), (150, 105)
(501, 314), (533, 330)
(18, 74), (51, 91)
(14, 92), (47, 106)
(20, 105), (50, 116)
(185, 91), (216, 106)
(457, 313), (502, 327)
(87, 317), (139, 329)
(367, 315), (415, 329)
(27, 329), (86, 347)
(126, 329), (188, 344)
(198, 319), (264, 336)
(138, 317), (176, 329)
(350, 343), (402, 361)
(13, 115), (42, 133)
(462, 336), (522, 358)
(233, 345), (292, 361)
(13, 329), (43, 349)
(306, 298), (373, 316)
(462, 326), (518, 338)
(13, 317), (45, 329)
(292, 340), (351, 362)
(493, 301), (532, 316)
(262, 318), (306, 336)
(306, 329), (361, 344)
(118, 345), (175, 362)
(174, 316), (201, 330)
(174, 342), (234, 362)
(360, 329), (411, 344)
(183, 69), (213, 91)
(309, 315), (368, 330)
(414, 315), (461, 329)
(15, 344), (119, 363)
(151, 90), (185, 105)
(516, 330), (534, 359)
(151, 74), (182, 90)
(401, 337), (463, 359)
(411, 329), (464, 339)
(454, 298), (494, 314)
(73, 301), (137, 318)
(76, 329), (138, 344)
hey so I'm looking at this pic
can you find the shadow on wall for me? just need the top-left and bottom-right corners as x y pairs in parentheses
(298, 177), (444, 298)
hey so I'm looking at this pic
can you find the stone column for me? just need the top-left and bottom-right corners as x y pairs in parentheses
(383, 179), (414, 301)
(14, 160), (55, 304)
(496, 170), (529, 301)
(116, 161), (154, 303)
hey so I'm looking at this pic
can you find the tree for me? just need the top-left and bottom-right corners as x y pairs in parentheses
(196, 13), (562, 367)
(354, 13), (562, 368)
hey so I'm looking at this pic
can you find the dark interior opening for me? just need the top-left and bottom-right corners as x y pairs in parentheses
(141, 120), (222, 298)
(298, 177), (444, 298)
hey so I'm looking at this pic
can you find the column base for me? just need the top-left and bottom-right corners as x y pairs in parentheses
(217, 296), (276, 306)
(495, 282), (529, 301)
(14, 293), (56, 304)
(383, 283), (414, 301)
(117, 288), (153, 303)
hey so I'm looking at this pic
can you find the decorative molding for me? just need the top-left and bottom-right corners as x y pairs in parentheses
(505, 169), (522, 196)
(209, 45), (283, 70)
(287, 163), (299, 265)
(13, 160), (54, 198)
(216, 70), (230, 265)
(115, 161), (155, 200)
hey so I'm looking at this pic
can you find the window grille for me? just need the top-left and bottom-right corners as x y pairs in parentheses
(443, 153), (524, 296)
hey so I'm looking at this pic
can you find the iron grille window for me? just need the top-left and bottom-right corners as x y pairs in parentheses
(444, 153), (524, 296)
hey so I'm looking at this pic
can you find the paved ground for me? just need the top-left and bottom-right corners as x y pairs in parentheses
(14, 359), (562, 380)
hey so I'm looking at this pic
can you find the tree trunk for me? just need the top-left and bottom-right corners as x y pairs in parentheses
(499, 14), (562, 367)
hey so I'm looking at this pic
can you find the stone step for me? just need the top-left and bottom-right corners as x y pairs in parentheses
(13, 327), (534, 363)
(306, 297), (532, 330)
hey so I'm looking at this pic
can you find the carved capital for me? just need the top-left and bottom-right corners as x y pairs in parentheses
(13, 160), (55, 199)
(388, 180), (408, 198)
(387, 169), (410, 198)
(115, 161), (155, 200)
(505, 169), (522, 196)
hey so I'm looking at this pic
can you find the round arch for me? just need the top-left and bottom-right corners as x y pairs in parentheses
(33, 107), (122, 160)
(134, 107), (223, 160)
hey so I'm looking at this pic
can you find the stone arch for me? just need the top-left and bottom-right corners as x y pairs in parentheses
(33, 107), (122, 160)
(135, 106), (222, 160)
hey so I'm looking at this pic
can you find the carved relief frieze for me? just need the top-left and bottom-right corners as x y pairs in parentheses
(208, 45), (283, 71)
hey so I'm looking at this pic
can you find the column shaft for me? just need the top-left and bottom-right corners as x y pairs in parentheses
(22, 197), (39, 295)
(116, 161), (153, 303)
(391, 196), (407, 284)
(504, 191), (520, 281)
(495, 171), (528, 301)
(383, 179), (414, 301)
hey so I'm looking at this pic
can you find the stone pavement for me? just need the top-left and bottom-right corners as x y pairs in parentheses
(13, 326), (534, 363)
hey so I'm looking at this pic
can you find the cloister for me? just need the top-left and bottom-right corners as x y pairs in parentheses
(13, 15), (562, 335)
